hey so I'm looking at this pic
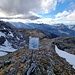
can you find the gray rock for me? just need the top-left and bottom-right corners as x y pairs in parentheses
(22, 62), (29, 75)
(11, 58), (16, 63)
(20, 56), (26, 63)
(0, 36), (6, 45)
(27, 63), (37, 75)
(47, 66), (55, 75)
(5, 68), (15, 75)
(4, 60), (11, 67)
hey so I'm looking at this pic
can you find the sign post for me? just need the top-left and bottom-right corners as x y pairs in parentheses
(29, 36), (39, 60)
(29, 36), (39, 50)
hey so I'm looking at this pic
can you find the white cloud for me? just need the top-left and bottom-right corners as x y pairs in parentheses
(69, 1), (75, 10)
(41, 0), (57, 13)
(55, 11), (70, 20)
(0, 13), (5, 17)
(66, 10), (75, 20)
(1, 18), (31, 23)
(0, 11), (7, 17)
(33, 9), (75, 24)
(31, 18), (55, 24)
(55, 10), (75, 21)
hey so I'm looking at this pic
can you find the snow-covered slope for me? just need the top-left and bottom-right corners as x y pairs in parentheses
(0, 21), (26, 56)
(0, 40), (16, 56)
(0, 39), (16, 52)
(0, 32), (5, 37)
(0, 31), (16, 56)
(55, 45), (75, 69)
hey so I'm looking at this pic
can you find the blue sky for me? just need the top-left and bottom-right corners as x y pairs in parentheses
(0, 0), (75, 24)
(40, 0), (75, 18)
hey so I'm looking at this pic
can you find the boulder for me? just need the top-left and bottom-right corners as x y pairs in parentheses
(0, 36), (6, 45)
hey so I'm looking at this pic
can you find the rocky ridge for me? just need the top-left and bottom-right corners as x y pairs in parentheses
(0, 38), (75, 75)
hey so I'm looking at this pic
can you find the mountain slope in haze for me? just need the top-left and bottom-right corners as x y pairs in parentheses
(10, 22), (75, 37)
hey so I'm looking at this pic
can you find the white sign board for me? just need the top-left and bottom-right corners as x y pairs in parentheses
(29, 37), (39, 50)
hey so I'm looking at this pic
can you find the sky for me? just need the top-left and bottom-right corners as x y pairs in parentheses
(0, 0), (75, 24)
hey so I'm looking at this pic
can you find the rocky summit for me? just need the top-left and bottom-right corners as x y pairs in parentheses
(0, 21), (75, 75)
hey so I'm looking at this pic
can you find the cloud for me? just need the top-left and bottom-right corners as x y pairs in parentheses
(0, 0), (40, 16)
(0, 0), (58, 17)
(41, 0), (57, 13)
(0, 11), (7, 17)
(32, 18), (53, 24)
(0, 13), (40, 20)
(55, 11), (70, 20)
(55, 10), (75, 21)
(69, 1), (75, 10)
(66, 10), (75, 20)
(58, 0), (66, 3)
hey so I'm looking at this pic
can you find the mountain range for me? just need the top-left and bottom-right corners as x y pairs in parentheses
(10, 22), (75, 37)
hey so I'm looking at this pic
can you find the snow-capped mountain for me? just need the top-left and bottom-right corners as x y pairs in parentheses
(67, 24), (75, 31)
(10, 22), (75, 37)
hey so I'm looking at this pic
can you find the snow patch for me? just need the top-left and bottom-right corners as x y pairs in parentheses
(8, 31), (14, 37)
(59, 30), (69, 35)
(55, 45), (75, 69)
(0, 52), (7, 56)
(0, 40), (17, 56)
(16, 37), (20, 40)
(21, 35), (23, 38)
(0, 32), (5, 37)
